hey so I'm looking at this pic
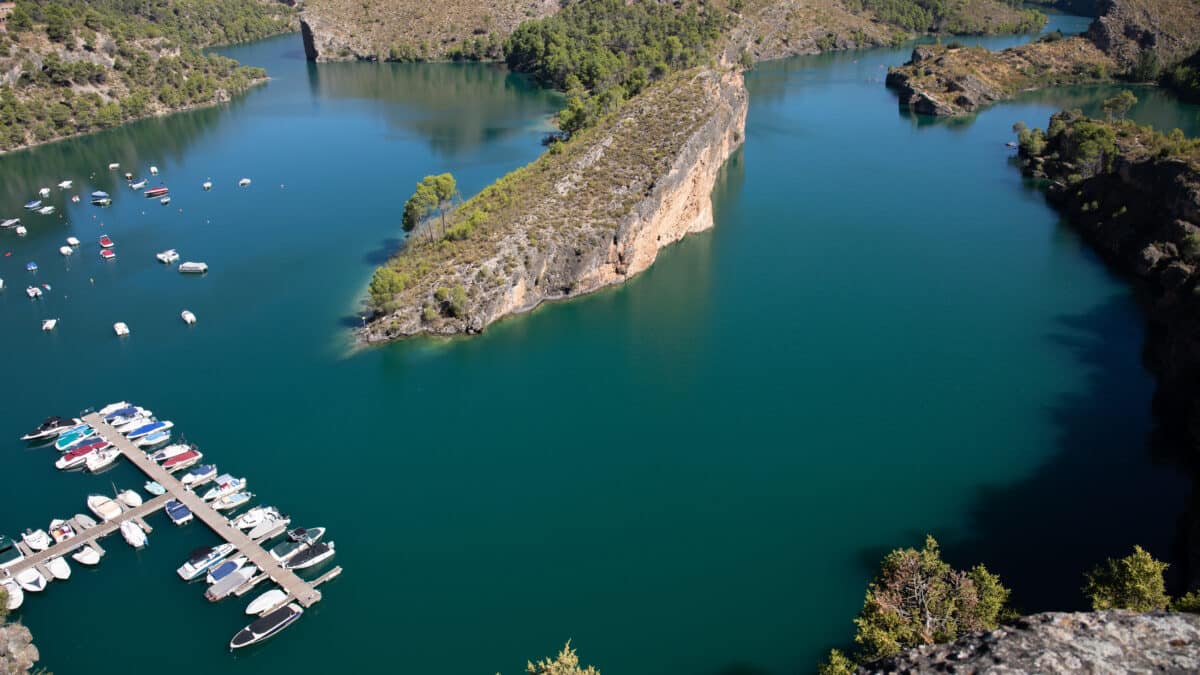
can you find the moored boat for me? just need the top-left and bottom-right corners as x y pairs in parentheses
(165, 499), (193, 526)
(135, 429), (172, 448)
(144, 186), (169, 199)
(90, 191), (108, 200)
(181, 310), (196, 325)
(49, 519), (76, 544)
(85, 448), (120, 472)
(160, 196), (170, 205)
(45, 556), (70, 580)
(162, 449), (202, 473)
(145, 481), (166, 496)
(55, 440), (109, 470)
(38, 187), (49, 198)
(181, 464), (217, 487)
(57, 180), (72, 189)
(201, 475), (246, 502)
(247, 513), (289, 540)
(177, 543), (236, 581)
(36, 206), (55, 215)
(26, 286), (41, 299)
(100, 249), (116, 260)
(178, 261), (208, 274)
(202, 180), (212, 191)
(129, 179), (147, 190)
(232, 506), (279, 531)
(73, 514), (97, 530)
(71, 545), (101, 566)
(59, 246), (72, 256)
(156, 249), (179, 264)
(21, 529), (50, 551)
(41, 318), (57, 332)
(120, 521), (147, 548)
(212, 491), (253, 512)
(23, 200), (40, 210)
(238, 178), (251, 187)
(150, 443), (191, 462)
(245, 588), (287, 616)
(98, 235), (114, 248)
(54, 425), (95, 452)
(269, 527), (325, 563)
(229, 603), (303, 649)
(98, 401), (132, 416)
(86, 494), (123, 521)
(206, 555), (248, 585)
(116, 489), (143, 508)
(15, 569), (46, 593)
(126, 419), (172, 440)
(206, 566), (258, 602)
(114, 414), (152, 433)
(21, 416), (79, 441)
(1, 218), (19, 228)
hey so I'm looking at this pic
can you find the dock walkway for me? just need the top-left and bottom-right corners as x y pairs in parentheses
(82, 414), (322, 607)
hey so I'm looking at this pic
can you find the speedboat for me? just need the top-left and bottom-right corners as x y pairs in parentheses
(73, 514), (97, 530)
(156, 249), (179, 264)
(100, 249), (116, 260)
(107, 162), (119, 170)
(151, 443), (192, 462)
(54, 425), (96, 452)
(49, 519), (75, 544)
(23, 200), (40, 210)
(144, 186), (169, 199)
(144, 481), (166, 496)
(232, 506), (279, 531)
(46, 556), (70, 580)
(14, 225), (25, 235)
(247, 514), (289, 540)
(38, 187), (50, 198)
(230, 603), (303, 649)
(238, 178), (251, 187)
(245, 588), (287, 615)
(181, 310), (196, 325)
(90, 191), (108, 200)
(106, 406), (151, 426)
(114, 414), (152, 433)
(181, 464), (217, 487)
(91, 197), (111, 206)
(160, 196), (170, 205)
(212, 491), (253, 512)
(26, 286), (41, 299)
(206, 566), (258, 602)
(128, 179), (147, 190)
(178, 261), (208, 274)
(25, 262), (37, 272)
(21, 416), (79, 441)
(36, 206), (55, 215)
(202, 475), (246, 502)
(72, 545), (101, 565)
(21, 528), (50, 551)
(135, 429), (172, 448)
(126, 419), (172, 440)
(1, 580), (23, 610)
(269, 527), (325, 563)
(206, 555), (248, 584)
(15, 569), (46, 593)
(120, 521), (147, 548)
(86, 494), (123, 521)
(1, 218), (19, 228)
(98, 235), (114, 248)
(202, 180), (212, 191)
(149, 166), (158, 175)
(98, 401), (132, 416)
(41, 318), (57, 332)
(286, 541), (336, 570)
(85, 448), (120, 472)
(165, 499), (192, 526)
(162, 450), (201, 473)
(117, 489), (143, 508)
(57, 180), (72, 189)
(177, 543), (235, 581)
(59, 246), (72, 256)
(0, 535), (25, 568)
(55, 440), (108, 469)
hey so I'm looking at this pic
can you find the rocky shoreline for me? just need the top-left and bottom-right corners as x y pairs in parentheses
(0, 623), (38, 674)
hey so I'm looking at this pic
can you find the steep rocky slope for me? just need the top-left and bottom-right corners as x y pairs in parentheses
(863, 611), (1200, 673)
(362, 66), (747, 340)
(0, 623), (38, 675)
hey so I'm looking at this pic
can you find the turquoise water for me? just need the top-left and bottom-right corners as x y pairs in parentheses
(0, 24), (1195, 675)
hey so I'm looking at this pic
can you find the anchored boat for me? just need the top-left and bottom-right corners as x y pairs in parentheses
(229, 604), (303, 649)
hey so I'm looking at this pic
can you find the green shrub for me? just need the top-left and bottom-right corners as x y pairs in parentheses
(1083, 545), (1170, 612)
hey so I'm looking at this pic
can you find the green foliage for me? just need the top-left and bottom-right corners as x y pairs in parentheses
(852, 535), (1011, 661)
(402, 173), (458, 234)
(1171, 590), (1200, 613)
(1162, 50), (1200, 102)
(526, 641), (600, 675)
(817, 649), (857, 675)
(1017, 126), (1046, 155)
(0, 585), (7, 623)
(504, 0), (727, 136)
(1101, 90), (1137, 120)
(1083, 545), (1170, 612)
(1130, 50), (1160, 82)
(433, 284), (468, 318)
(844, 0), (1044, 34)
(368, 265), (413, 311)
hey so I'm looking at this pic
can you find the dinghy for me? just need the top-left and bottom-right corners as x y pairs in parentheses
(86, 494), (123, 521)
(245, 588), (287, 615)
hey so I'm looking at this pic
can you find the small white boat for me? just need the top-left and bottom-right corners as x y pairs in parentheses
(247, 514), (289, 540)
(114, 414), (152, 433)
(71, 194), (80, 203)
(232, 506), (279, 531)
(72, 545), (101, 566)
(178, 262), (208, 274)
(108, 162), (119, 170)
(156, 249), (179, 264)
(46, 556), (71, 580)
(66, 236), (80, 246)
(129, 179), (147, 190)
(181, 310), (196, 325)
(59, 246), (72, 256)
(22, 529), (50, 551)
(124, 172), (133, 180)
(1, 580), (23, 610)
(113, 322), (130, 336)
(238, 178), (251, 187)
(86, 448), (120, 472)
(230, 603), (302, 648)
(120, 521), (147, 548)
(202, 180), (213, 191)
(73, 514), (97, 530)
(36, 206), (55, 215)
(245, 588), (287, 615)
(181, 464), (217, 487)
(57, 180), (73, 189)
(149, 166), (159, 175)
(151, 443), (191, 462)
(15, 568), (46, 593)
(160, 197), (170, 205)
(144, 481), (166, 496)
(206, 555), (248, 584)
(38, 187), (50, 198)
(42, 319), (57, 332)
(98, 401), (131, 416)
(135, 429), (172, 448)
(14, 225), (26, 236)
(213, 491), (253, 512)
(116, 489), (143, 508)
(86, 494), (123, 521)
(49, 519), (75, 543)
(1, 218), (19, 228)
(202, 475), (246, 502)
(26, 286), (41, 299)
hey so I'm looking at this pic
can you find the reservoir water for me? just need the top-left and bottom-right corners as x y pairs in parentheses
(2, 15), (1197, 674)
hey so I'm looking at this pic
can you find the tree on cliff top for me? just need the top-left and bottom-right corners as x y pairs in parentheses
(402, 173), (457, 239)
(1101, 90), (1137, 121)
(526, 641), (599, 675)
(849, 535), (1012, 662)
(1083, 545), (1169, 612)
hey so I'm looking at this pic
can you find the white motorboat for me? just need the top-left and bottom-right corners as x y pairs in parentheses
(245, 588), (287, 615)
(284, 542), (335, 570)
(45, 556), (71, 580)
(86, 494), (123, 522)
(177, 543), (235, 581)
(229, 603), (302, 649)
(97, 401), (131, 416)
(66, 236), (80, 246)
(181, 310), (196, 325)
(202, 180), (212, 191)
(160, 196), (170, 205)
(15, 569), (46, 593)
(269, 527), (325, 563)
(21, 416), (79, 442)
(26, 286), (41, 298)
(178, 261), (207, 274)
(1, 580), (23, 610)
(126, 419), (172, 440)
(59, 246), (72, 256)
(120, 521), (147, 548)
(73, 514), (97, 530)
(144, 481), (166, 496)
(149, 166), (158, 175)
(206, 555), (248, 585)
(36, 205), (55, 215)
(212, 491), (253, 512)
(107, 407), (151, 427)
(41, 319), (56, 332)
(71, 545), (101, 566)
(117, 489), (143, 508)
(38, 187), (50, 198)
(57, 180), (72, 189)
(150, 443), (191, 463)
(156, 249), (179, 264)
(14, 225), (26, 236)
(180, 464), (217, 487)
(22, 529), (50, 551)
(1, 218), (19, 228)
(114, 414), (152, 433)
(113, 322), (130, 337)
(201, 475), (246, 502)
(232, 506), (278, 531)
(247, 514), (289, 540)
(85, 448), (120, 472)
(49, 519), (75, 544)
(135, 429), (172, 448)
(129, 179), (147, 190)
(108, 162), (120, 170)
(238, 178), (251, 187)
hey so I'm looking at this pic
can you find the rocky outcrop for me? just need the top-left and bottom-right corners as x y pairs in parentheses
(1087, 0), (1200, 68)
(362, 67), (748, 341)
(862, 611), (1200, 673)
(0, 623), (39, 675)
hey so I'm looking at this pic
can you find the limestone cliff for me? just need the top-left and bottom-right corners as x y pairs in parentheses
(862, 611), (1200, 673)
(0, 623), (38, 675)
(361, 66), (747, 340)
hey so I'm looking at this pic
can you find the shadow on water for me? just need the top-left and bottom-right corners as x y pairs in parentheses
(934, 291), (1191, 612)
(362, 236), (404, 266)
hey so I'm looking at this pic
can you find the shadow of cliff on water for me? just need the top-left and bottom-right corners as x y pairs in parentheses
(937, 293), (1192, 612)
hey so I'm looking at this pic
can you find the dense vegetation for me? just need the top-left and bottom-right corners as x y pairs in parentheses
(1162, 49), (1200, 102)
(843, 0), (1044, 34)
(0, 0), (294, 150)
(503, 0), (730, 136)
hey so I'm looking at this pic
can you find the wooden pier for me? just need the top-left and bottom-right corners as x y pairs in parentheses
(81, 414), (323, 607)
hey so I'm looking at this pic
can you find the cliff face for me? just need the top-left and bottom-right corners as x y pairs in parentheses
(362, 67), (747, 341)
(0, 623), (38, 675)
(1088, 0), (1200, 68)
(862, 611), (1200, 673)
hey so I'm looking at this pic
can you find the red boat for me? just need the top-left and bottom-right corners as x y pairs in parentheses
(98, 235), (114, 248)
(100, 249), (116, 260)
(67, 438), (110, 456)
(144, 187), (169, 199)
(55, 440), (110, 469)
(162, 450), (201, 472)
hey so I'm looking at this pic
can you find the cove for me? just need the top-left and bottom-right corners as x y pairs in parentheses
(0, 18), (1194, 675)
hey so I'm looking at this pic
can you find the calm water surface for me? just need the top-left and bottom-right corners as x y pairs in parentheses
(1, 20), (1197, 674)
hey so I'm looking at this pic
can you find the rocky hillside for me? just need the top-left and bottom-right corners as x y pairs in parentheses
(299, 0), (558, 62)
(362, 66), (747, 340)
(862, 611), (1200, 673)
(887, 0), (1200, 116)
(0, 623), (37, 675)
